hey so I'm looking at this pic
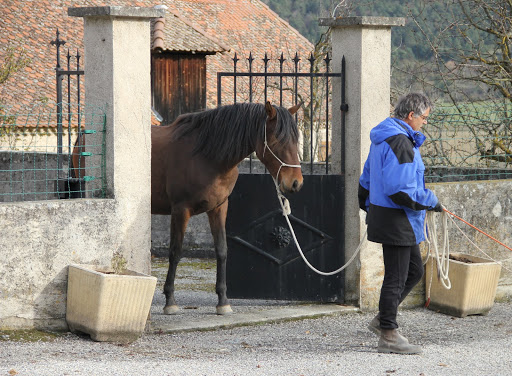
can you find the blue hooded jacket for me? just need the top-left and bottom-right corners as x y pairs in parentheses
(358, 117), (438, 245)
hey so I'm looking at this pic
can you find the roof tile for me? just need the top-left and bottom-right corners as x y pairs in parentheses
(0, 0), (313, 113)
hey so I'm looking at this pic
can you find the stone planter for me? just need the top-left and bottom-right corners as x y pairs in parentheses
(66, 264), (157, 343)
(425, 253), (501, 317)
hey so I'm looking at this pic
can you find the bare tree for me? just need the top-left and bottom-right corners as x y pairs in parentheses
(400, 0), (512, 168)
(1, 43), (31, 146)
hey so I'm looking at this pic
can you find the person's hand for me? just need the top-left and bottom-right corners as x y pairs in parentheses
(430, 202), (444, 212)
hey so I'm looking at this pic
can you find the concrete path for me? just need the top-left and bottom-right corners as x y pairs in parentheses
(150, 303), (358, 333)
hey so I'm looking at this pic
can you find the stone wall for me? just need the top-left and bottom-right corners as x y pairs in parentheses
(0, 7), (164, 330)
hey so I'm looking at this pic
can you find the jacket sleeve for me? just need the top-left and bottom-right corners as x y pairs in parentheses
(358, 153), (371, 212)
(381, 139), (438, 211)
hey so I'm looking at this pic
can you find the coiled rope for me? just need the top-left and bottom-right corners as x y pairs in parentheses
(424, 207), (512, 307)
(424, 209), (452, 292)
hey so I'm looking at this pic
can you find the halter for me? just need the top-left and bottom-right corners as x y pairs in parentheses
(263, 116), (301, 215)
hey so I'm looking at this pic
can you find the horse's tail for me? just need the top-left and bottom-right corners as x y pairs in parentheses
(70, 133), (86, 179)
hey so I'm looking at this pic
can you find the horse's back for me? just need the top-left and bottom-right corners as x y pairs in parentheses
(151, 121), (241, 217)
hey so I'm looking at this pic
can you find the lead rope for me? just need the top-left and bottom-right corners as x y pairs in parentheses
(424, 209), (451, 307)
(424, 207), (512, 307)
(273, 177), (366, 275)
(264, 125), (365, 276)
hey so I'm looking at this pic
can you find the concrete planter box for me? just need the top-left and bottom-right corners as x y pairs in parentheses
(425, 253), (501, 317)
(66, 265), (157, 343)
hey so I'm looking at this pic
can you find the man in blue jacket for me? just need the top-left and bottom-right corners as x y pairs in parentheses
(358, 92), (443, 355)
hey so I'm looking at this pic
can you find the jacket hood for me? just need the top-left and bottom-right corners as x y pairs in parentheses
(370, 117), (426, 147)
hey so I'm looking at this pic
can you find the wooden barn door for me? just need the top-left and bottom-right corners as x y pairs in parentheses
(151, 52), (207, 125)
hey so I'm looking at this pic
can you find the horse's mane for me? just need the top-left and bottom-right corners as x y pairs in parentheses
(171, 103), (299, 164)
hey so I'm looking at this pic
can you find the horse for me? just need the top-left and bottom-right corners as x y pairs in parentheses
(151, 101), (303, 315)
(71, 101), (303, 314)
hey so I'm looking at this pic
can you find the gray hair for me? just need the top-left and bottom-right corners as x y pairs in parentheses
(393, 92), (432, 120)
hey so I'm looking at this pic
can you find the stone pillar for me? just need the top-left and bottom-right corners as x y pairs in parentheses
(319, 16), (405, 310)
(69, 6), (164, 273)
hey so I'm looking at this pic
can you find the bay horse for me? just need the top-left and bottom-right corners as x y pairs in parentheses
(152, 101), (303, 315)
(72, 101), (303, 315)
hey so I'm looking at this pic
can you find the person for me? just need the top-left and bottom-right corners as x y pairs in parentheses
(358, 92), (443, 355)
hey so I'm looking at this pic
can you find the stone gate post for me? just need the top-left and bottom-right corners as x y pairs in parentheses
(69, 6), (165, 273)
(319, 16), (405, 310)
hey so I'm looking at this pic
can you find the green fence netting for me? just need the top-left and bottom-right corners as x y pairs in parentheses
(2, 102), (511, 200)
(0, 103), (106, 202)
(423, 104), (512, 183)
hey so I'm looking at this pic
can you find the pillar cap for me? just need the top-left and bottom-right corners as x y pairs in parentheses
(68, 6), (165, 19)
(319, 16), (405, 28)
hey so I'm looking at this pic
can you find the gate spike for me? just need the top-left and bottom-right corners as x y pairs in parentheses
(278, 52), (286, 65)
(292, 52), (300, 65)
(324, 53), (331, 68)
(308, 52), (316, 72)
(262, 52), (270, 67)
(248, 52), (254, 71)
(50, 28), (66, 47)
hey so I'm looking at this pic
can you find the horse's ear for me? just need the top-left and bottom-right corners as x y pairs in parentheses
(288, 102), (303, 115)
(265, 101), (277, 119)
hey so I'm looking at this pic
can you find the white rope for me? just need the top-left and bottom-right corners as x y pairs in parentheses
(264, 134), (364, 275)
(424, 209), (452, 290)
(424, 207), (512, 300)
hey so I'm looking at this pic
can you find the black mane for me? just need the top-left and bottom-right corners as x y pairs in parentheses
(171, 103), (298, 165)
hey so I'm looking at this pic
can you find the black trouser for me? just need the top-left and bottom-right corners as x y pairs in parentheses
(379, 243), (424, 329)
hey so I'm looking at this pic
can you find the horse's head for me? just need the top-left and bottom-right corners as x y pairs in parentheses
(256, 101), (303, 194)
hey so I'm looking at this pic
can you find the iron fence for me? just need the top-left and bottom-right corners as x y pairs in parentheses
(51, 29), (85, 193)
(217, 52), (347, 175)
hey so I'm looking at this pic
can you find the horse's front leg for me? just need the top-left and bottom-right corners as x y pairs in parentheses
(163, 209), (190, 315)
(207, 200), (233, 315)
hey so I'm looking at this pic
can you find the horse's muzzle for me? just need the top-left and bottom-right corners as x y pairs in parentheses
(281, 179), (303, 194)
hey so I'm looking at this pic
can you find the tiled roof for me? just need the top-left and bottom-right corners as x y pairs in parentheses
(0, 0), (314, 113)
(153, 8), (229, 53)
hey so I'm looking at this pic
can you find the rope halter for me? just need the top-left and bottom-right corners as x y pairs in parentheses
(262, 117), (301, 216)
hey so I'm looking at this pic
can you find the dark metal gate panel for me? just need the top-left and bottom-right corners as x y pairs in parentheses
(220, 51), (347, 302)
(226, 174), (345, 302)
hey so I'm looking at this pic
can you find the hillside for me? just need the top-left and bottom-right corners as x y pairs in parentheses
(260, 0), (482, 64)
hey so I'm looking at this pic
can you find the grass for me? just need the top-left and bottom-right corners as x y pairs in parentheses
(0, 329), (60, 342)
(151, 257), (216, 293)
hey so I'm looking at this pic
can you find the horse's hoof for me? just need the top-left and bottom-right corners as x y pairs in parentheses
(163, 305), (179, 315)
(216, 305), (233, 315)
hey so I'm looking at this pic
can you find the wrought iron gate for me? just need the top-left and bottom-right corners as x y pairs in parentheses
(219, 52), (347, 302)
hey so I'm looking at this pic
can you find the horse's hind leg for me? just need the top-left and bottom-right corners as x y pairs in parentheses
(163, 209), (190, 315)
(207, 200), (233, 315)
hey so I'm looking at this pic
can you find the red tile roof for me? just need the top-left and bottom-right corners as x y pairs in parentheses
(151, 6), (230, 54)
(0, 0), (313, 113)
(152, 8), (229, 53)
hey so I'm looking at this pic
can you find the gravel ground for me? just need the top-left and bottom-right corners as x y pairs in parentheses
(1, 258), (512, 376)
